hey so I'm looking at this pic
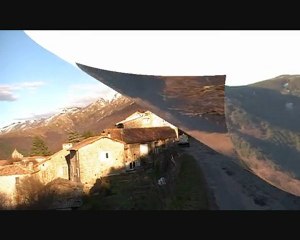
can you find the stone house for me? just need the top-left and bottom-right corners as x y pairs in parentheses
(0, 153), (54, 207)
(33, 148), (70, 184)
(0, 114), (179, 200)
(11, 149), (23, 160)
(0, 146), (84, 209)
(68, 127), (177, 189)
(0, 164), (33, 207)
(20, 156), (48, 169)
(115, 110), (179, 137)
(0, 147), (72, 207)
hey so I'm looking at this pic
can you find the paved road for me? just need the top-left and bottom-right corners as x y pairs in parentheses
(183, 138), (300, 210)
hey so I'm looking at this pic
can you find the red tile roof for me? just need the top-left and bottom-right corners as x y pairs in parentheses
(22, 156), (48, 161)
(101, 127), (177, 144)
(0, 160), (10, 166)
(70, 136), (103, 151)
(0, 165), (32, 176)
(70, 127), (177, 151)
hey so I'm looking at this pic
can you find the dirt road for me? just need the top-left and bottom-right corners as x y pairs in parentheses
(184, 138), (300, 210)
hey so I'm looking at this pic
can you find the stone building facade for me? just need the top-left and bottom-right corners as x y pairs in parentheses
(0, 164), (32, 207)
(0, 111), (180, 201)
(69, 136), (125, 187)
(115, 111), (179, 137)
(34, 149), (70, 184)
(69, 127), (177, 190)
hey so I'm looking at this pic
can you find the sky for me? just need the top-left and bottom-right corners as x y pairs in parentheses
(26, 30), (300, 86)
(0, 31), (116, 128)
(2, 31), (300, 128)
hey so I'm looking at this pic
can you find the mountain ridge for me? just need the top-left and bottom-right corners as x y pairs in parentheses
(0, 94), (144, 159)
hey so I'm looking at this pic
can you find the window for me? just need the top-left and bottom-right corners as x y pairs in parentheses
(15, 177), (20, 185)
(128, 160), (140, 170)
(140, 144), (149, 156)
(99, 152), (110, 161)
(129, 161), (136, 169)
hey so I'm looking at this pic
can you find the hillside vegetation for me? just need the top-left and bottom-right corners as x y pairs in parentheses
(225, 75), (300, 196)
(80, 150), (209, 210)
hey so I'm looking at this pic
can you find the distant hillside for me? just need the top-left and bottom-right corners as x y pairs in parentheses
(251, 75), (300, 95)
(0, 95), (145, 159)
(225, 75), (300, 196)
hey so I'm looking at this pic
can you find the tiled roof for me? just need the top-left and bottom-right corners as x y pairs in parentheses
(70, 127), (176, 150)
(101, 127), (177, 144)
(22, 156), (48, 162)
(70, 136), (103, 151)
(22, 156), (49, 167)
(0, 165), (32, 176)
(33, 150), (71, 167)
(0, 160), (10, 166)
(22, 156), (47, 160)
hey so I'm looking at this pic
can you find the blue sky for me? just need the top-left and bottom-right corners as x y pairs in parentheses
(0, 31), (116, 128)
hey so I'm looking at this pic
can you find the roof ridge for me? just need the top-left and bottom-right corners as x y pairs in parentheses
(17, 164), (33, 173)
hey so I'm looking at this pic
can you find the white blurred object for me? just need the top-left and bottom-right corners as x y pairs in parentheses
(25, 31), (300, 86)
(285, 102), (294, 110)
(158, 177), (166, 186)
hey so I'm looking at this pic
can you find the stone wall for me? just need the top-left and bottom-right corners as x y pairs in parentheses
(36, 149), (69, 184)
(77, 138), (125, 187)
(122, 112), (178, 137)
(125, 143), (140, 161)
(0, 174), (29, 208)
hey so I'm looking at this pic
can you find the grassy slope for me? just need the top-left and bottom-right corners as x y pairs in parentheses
(165, 154), (209, 210)
(80, 153), (209, 210)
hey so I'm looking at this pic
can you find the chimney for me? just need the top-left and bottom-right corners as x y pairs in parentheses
(63, 143), (73, 150)
(28, 162), (33, 171)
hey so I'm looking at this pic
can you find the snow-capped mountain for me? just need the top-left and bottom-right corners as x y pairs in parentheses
(0, 93), (123, 135)
(0, 95), (144, 158)
(60, 107), (82, 114)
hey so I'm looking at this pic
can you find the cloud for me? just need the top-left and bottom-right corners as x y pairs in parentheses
(16, 81), (45, 90)
(0, 81), (45, 101)
(64, 83), (118, 107)
(0, 86), (17, 101)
